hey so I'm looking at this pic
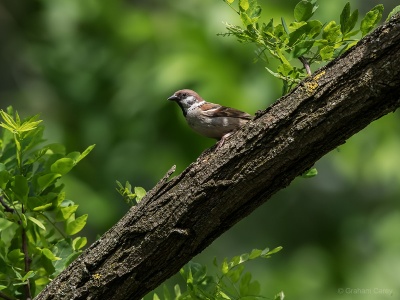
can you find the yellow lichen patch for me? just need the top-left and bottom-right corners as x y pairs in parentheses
(92, 273), (102, 280)
(303, 70), (326, 95)
(304, 81), (319, 94)
(313, 70), (325, 81)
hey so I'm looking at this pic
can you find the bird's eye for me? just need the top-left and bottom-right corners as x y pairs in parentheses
(182, 93), (187, 98)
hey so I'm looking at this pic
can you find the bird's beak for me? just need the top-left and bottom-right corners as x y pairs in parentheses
(168, 94), (179, 101)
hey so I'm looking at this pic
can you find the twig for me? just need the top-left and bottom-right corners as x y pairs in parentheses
(0, 291), (16, 300)
(0, 196), (14, 213)
(21, 205), (32, 300)
(299, 56), (312, 76)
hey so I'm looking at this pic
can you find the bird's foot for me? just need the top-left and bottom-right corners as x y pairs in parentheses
(215, 132), (233, 150)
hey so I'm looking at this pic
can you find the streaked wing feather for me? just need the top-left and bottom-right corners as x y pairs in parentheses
(201, 103), (252, 120)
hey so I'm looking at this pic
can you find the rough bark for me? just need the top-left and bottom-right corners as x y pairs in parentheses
(35, 14), (400, 300)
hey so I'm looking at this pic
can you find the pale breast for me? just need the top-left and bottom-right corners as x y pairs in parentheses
(186, 111), (248, 139)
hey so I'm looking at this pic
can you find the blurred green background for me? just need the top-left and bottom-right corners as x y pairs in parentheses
(1, 0), (399, 299)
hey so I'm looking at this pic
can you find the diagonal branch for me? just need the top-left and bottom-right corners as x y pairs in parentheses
(35, 14), (400, 300)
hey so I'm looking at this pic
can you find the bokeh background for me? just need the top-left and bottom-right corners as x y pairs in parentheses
(1, 0), (399, 299)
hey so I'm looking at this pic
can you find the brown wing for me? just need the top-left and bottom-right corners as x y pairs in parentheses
(201, 102), (252, 120)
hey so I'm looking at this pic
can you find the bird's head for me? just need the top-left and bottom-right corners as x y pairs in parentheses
(168, 89), (203, 116)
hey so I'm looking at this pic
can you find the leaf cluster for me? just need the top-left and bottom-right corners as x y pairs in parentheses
(221, 0), (387, 94)
(116, 181), (146, 206)
(0, 107), (94, 299)
(152, 246), (284, 300)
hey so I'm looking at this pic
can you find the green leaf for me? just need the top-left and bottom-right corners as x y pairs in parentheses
(340, 2), (359, 35)
(11, 175), (29, 204)
(29, 195), (55, 211)
(53, 240), (74, 275)
(275, 291), (285, 300)
(51, 158), (74, 175)
(307, 20), (323, 38)
(0, 218), (14, 231)
(72, 237), (87, 251)
(36, 277), (50, 287)
(277, 63), (293, 77)
(302, 167), (318, 178)
(288, 21), (307, 32)
(292, 40), (314, 58)
(28, 216), (46, 230)
(46, 143), (66, 155)
(273, 24), (289, 42)
(153, 293), (160, 300)
(248, 280), (261, 296)
(0, 169), (11, 189)
(0, 110), (18, 131)
(294, 0), (314, 22)
(32, 202), (53, 212)
(250, 5), (261, 20)
(74, 144), (95, 164)
(240, 11), (252, 27)
(221, 259), (229, 274)
(340, 2), (350, 33)
(134, 187), (146, 202)
(319, 45), (335, 60)
(322, 21), (341, 43)
(66, 151), (81, 162)
(386, 5), (400, 22)
(248, 249), (262, 259)
(227, 264), (244, 283)
(66, 214), (88, 235)
(41, 248), (61, 261)
(21, 270), (36, 282)
(58, 204), (79, 221)
(174, 284), (182, 298)
(263, 246), (283, 257)
(262, 19), (274, 35)
(37, 173), (62, 191)
(18, 119), (42, 133)
(7, 249), (24, 263)
(163, 284), (171, 300)
(288, 22), (308, 46)
(239, 272), (260, 296)
(1, 222), (18, 249)
(239, 253), (249, 264)
(343, 29), (360, 39)
(230, 255), (241, 267)
(360, 4), (384, 37)
(239, 0), (249, 11)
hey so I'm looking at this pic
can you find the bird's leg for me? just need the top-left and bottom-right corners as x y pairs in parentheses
(216, 132), (233, 149)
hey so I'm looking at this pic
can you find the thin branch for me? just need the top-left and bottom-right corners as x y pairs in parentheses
(21, 205), (32, 300)
(40, 213), (67, 240)
(0, 195), (14, 213)
(299, 56), (312, 76)
(0, 291), (16, 300)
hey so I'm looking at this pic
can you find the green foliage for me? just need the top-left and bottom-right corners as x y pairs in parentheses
(301, 167), (318, 178)
(152, 246), (284, 300)
(0, 107), (94, 299)
(221, 0), (384, 94)
(386, 5), (400, 21)
(116, 181), (146, 206)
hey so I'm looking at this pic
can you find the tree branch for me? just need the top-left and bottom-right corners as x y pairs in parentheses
(0, 196), (14, 213)
(35, 15), (400, 300)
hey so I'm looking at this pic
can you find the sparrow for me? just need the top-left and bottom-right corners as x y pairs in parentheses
(168, 89), (252, 148)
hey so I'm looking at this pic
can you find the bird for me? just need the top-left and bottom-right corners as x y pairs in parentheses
(167, 89), (252, 148)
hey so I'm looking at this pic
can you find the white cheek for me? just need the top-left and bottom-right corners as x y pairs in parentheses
(183, 96), (197, 106)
